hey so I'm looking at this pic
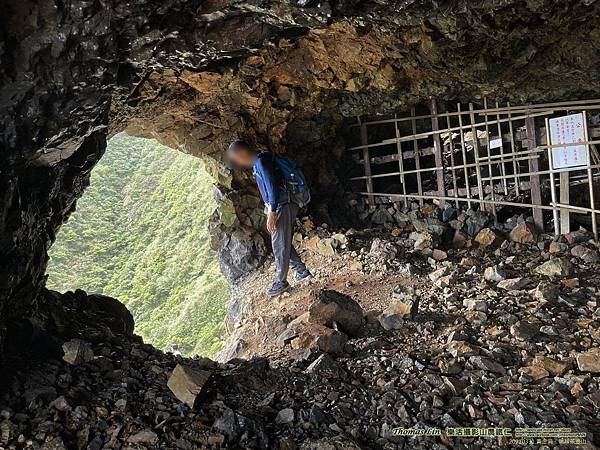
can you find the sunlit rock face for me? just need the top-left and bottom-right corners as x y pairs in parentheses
(2, 0), (600, 351)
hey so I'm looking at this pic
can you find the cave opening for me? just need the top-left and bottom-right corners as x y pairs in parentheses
(45, 133), (229, 357)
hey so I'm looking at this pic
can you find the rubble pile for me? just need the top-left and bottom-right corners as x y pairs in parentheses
(3, 208), (600, 449)
(198, 203), (600, 447)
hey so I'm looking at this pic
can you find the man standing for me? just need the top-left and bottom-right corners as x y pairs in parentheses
(227, 140), (312, 296)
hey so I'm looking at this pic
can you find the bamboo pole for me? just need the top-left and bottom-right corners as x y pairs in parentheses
(349, 98), (600, 128)
(507, 102), (521, 195)
(546, 118), (560, 235)
(457, 103), (472, 208)
(359, 119), (374, 205)
(584, 111), (598, 240)
(411, 107), (424, 206)
(347, 110), (556, 152)
(495, 101), (508, 194)
(394, 115), (408, 208)
(446, 112), (459, 207)
(469, 103), (485, 208)
(430, 99), (446, 206)
(483, 98), (496, 216)
(358, 191), (600, 216)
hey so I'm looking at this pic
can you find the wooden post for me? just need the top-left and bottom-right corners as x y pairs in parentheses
(526, 116), (544, 232)
(360, 121), (374, 205)
(430, 99), (446, 206)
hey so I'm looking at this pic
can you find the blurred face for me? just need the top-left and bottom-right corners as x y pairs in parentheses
(229, 146), (255, 168)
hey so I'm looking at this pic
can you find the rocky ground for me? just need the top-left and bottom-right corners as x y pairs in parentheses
(2, 203), (600, 449)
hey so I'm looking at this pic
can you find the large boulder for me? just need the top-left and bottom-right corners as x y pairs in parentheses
(308, 290), (364, 336)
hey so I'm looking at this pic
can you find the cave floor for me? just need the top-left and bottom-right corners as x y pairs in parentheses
(2, 221), (600, 449)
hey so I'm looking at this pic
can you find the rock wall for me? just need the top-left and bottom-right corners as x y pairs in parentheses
(2, 0), (600, 353)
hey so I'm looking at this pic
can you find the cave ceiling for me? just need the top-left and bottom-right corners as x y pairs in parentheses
(1, 0), (600, 351)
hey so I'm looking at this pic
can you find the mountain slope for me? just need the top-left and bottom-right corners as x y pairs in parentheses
(47, 134), (228, 356)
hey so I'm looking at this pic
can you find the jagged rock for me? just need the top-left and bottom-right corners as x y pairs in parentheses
(49, 396), (71, 412)
(377, 313), (404, 330)
(531, 282), (559, 301)
(463, 298), (488, 312)
(307, 289), (363, 336)
(213, 408), (268, 448)
(432, 249), (447, 261)
(576, 351), (600, 372)
(475, 228), (504, 248)
(409, 231), (436, 251)
(465, 210), (492, 237)
(306, 354), (344, 378)
(167, 364), (211, 408)
(371, 207), (393, 225)
(509, 222), (537, 243)
(277, 328), (299, 347)
(510, 319), (541, 341)
(447, 341), (480, 357)
(369, 238), (397, 259)
(497, 277), (530, 290)
(565, 227), (592, 244)
(388, 289), (419, 318)
(275, 408), (295, 424)
(519, 366), (549, 380)
(291, 323), (348, 354)
(307, 236), (338, 257)
(429, 267), (449, 283)
(549, 241), (568, 253)
(571, 245), (599, 263)
(442, 206), (458, 222)
(219, 228), (267, 282)
(532, 355), (570, 376)
(128, 430), (158, 444)
(452, 230), (468, 249)
(535, 257), (574, 277)
(484, 265), (507, 282)
(62, 339), (94, 365)
(470, 356), (506, 374)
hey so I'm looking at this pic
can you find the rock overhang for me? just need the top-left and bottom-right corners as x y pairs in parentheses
(2, 0), (600, 353)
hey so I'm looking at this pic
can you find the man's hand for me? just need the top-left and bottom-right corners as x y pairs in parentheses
(266, 211), (277, 234)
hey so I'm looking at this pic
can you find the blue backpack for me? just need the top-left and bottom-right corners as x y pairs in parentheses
(274, 155), (311, 207)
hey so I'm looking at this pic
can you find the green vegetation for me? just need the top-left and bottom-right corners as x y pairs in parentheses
(47, 134), (229, 356)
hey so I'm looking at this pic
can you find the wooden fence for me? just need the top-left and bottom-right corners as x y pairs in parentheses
(347, 98), (600, 239)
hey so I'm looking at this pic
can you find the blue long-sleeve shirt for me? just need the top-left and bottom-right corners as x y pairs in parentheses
(253, 152), (279, 211)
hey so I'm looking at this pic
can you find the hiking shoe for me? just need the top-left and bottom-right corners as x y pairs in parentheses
(267, 281), (291, 297)
(294, 269), (312, 283)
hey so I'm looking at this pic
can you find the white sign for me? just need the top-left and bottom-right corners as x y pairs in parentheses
(549, 113), (588, 169)
(489, 137), (503, 149)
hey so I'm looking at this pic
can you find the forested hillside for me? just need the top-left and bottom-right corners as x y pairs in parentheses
(47, 134), (228, 356)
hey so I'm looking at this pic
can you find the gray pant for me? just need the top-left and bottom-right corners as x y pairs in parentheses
(272, 202), (306, 283)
